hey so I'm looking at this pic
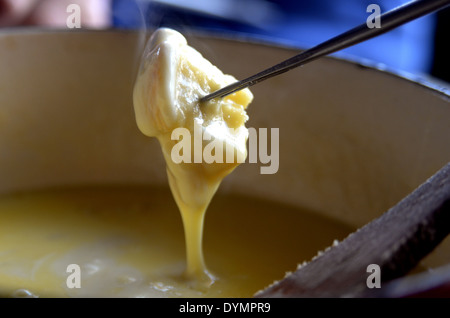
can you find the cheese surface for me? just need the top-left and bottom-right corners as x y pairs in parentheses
(0, 186), (352, 297)
(133, 28), (253, 285)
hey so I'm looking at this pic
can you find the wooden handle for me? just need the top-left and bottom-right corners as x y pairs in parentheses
(256, 162), (450, 298)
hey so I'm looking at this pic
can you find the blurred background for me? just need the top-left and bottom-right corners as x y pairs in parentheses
(0, 0), (449, 85)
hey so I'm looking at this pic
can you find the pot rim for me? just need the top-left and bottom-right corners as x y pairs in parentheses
(0, 26), (449, 101)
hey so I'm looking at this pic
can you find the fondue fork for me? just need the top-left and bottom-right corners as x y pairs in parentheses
(200, 0), (450, 103)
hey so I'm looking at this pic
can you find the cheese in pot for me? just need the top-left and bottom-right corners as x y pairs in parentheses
(0, 186), (352, 297)
(0, 28), (355, 298)
(133, 28), (253, 286)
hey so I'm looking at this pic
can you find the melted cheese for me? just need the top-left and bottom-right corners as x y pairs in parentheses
(0, 29), (354, 298)
(0, 186), (352, 297)
(133, 28), (253, 286)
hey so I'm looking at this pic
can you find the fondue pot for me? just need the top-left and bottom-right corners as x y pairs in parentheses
(0, 29), (449, 297)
